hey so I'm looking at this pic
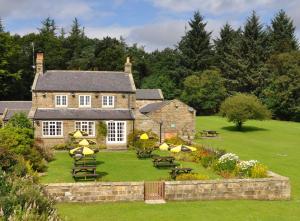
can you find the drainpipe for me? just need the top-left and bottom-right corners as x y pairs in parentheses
(159, 122), (163, 143)
(133, 119), (135, 146)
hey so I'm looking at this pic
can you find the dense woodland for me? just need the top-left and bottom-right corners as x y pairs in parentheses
(0, 10), (299, 121)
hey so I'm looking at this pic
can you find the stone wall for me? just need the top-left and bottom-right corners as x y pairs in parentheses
(44, 172), (290, 203)
(44, 182), (144, 202)
(165, 172), (290, 201)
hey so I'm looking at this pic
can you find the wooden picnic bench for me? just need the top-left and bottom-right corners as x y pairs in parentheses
(136, 149), (153, 159)
(74, 157), (97, 166)
(200, 130), (219, 137)
(72, 165), (97, 180)
(152, 156), (178, 168)
(170, 167), (193, 179)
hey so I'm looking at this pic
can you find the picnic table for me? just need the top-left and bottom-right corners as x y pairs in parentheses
(74, 156), (97, 166)
(200, 130), (219, 137)
(72, 165), (97, 180)
(170, 167), (193, 179)
(136, 149), (153, 159)
(152, 156), (178, 168)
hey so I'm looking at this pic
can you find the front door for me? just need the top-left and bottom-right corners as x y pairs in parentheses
(106, 121), (127, 144)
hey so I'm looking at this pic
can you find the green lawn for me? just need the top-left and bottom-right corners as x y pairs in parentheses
(57, 116), (300, 221)
(41, 150), (217, 183)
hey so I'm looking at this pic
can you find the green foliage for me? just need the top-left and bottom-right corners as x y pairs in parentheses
(269, 10), (298, 53)
(97, 121), (107, 142)
(127, 129), (158, 148)
(181, 69), (226, 113)
(262, 52), (300, 121)
(53, 143), (69, 151)
(7, 112), (32, 129)
(175, 173), (209, 181)
(164, 136), (187, 145)
(220, 93), (271, 129)
(0, 171), (61, 220)
(250, 163), (268, 178)
(178, 11), (214, 71)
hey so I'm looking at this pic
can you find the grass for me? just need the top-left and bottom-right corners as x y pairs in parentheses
(41, 150), (217, 183)
(56, 116), (300, 220)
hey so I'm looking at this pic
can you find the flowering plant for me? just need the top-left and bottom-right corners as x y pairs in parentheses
(236, 160), (259, 177)
(216, 153), (239, 172)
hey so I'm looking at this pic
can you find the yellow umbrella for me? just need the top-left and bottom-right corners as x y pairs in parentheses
(159, 143), (169, 151)
(140, 133), (149, 140)
(70, 146), (94, 155)
(170, 145), (197, 153)
(78, 139), (89, 146)
(73, 130), (83, 138)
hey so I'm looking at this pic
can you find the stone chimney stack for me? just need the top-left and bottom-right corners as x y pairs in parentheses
(124, 57), (132, 73)
(36, 52), (44, 75)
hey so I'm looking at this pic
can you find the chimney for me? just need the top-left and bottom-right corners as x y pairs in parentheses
(36, 52), (44, 75)
(124, 57), (132, 73)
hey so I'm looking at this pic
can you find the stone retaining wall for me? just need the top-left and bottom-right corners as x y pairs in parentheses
(165, 172), (290, 201)
(44, 181), (144, 202)
(44, 172), (290, 203)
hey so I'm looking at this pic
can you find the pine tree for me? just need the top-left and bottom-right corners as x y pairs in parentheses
(178, 11), (213, 72)
(214, 23), (244, 94)
(240, 11), (270, 95)
(0, 17), (4, 33)
(269, 9), (298, 53)
(38, 17), (56, 35)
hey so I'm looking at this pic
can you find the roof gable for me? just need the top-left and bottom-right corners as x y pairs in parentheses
(0, 101), (32, 115)
(136, 89), (164, 100)
(139, 101), (170, 114)
(34, 70), (136, 92)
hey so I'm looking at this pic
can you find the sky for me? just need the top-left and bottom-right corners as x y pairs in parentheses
(0, 0), (299, 51)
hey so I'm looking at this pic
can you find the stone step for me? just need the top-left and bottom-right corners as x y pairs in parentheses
(144, 199), (166, 204)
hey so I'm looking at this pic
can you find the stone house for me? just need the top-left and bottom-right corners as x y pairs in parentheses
(0, 101), (32, 125)
(1, 52), (195, 149)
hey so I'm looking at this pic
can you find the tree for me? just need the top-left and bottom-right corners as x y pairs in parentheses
(0, 17), (4, 32)
(178, 11), (214, 72)
(214, 24), (244, 94)
(220, 93), (271, 130)
(262, 52), (300, 121)
(240, 11), (270, 95)
(269, 10), (298, 53)
(7, 112), (33, 129)
(181, 69), (226, 114)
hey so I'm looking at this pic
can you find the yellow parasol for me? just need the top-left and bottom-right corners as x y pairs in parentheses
(70, 146), (94, 155)
(140, 133), (149, 140)
(159, 143), (169, 151)
(170, 145), (197, 153)
(73, 130), (83, 138)
(78, 139), (90, 146)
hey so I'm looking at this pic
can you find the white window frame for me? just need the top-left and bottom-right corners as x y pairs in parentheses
(55, 95), (68, 107)
(106, 121), (126, 144)
(42, 121), (63, 137)
(74, 121), (95, 137)
(102, 95), (115, 108)
(79, 95), (91, 107)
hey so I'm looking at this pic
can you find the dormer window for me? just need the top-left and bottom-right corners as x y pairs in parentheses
(55, 95), (68, 107)
(79, 95), (91, 107)
(102, 96), (114, 108)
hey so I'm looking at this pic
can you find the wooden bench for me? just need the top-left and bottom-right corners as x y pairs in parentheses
(170, 167), (193, 179)
(72, 165), (97, 180)
(152, 156), (178, 168)
(200, 130), (219, 137)
(136, 149), (153, 159)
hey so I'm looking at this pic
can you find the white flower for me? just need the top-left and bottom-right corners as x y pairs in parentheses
(218, 153), (239, 163)
(238, 160), (258, 170)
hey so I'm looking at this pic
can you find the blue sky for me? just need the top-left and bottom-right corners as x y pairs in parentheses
(1, 0), (299, 51)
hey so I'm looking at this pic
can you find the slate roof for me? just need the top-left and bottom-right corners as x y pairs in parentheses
(34, 70), (136, 92)
(136, 89), (163, 100)
(0, 101), (32, 115)
(33, 109), (135, 120)
(139, 101), (170, 114)
(3, 109), (30, 121)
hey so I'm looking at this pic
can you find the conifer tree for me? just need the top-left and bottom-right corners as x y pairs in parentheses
(269, 9), (298, 53)
(178, 11), (213, 72)
(0, 17), (4, 33)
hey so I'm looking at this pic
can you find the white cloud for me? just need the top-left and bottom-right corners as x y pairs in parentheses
(85, 25), (133, 39)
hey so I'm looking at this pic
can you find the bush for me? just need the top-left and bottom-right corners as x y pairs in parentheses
(201, 156), (215, 168)
(219, 93), (271, 130)
(250, 163), (268, 178)
(172, 152), (196, 162)
(127, 129), (158, 150)
(176, 173), (209, 181)
(35, 145), (54, 162)
(235, 160), (258, 177)
(52, 143), (69, 151)
(164, 136), (188, 145)
(215, 153), (239, 172)
(7, 112), (32, 129)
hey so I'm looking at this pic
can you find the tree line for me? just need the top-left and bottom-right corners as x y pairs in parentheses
(0, 10), (299, 121)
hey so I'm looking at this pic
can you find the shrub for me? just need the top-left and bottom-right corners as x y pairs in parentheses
(219, 93), (271, 130)
(176, 173), (209, 181)
(215, 153), (239, 172)
(235, 160), (258, 177)
(7, 112), (32, 129)
(250, 163), (268, 178)
(52, 143), (69, 151)
(97, 121), (107, 143)
(127, 129), (158, 149)
(201, 156), (215, 168)
(35, 145), (54, 162)
(164, 136), (188, 145)
(172, 152), (196, 162)
(219, 171), (235, 179)
(0, 148), (18, 172)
